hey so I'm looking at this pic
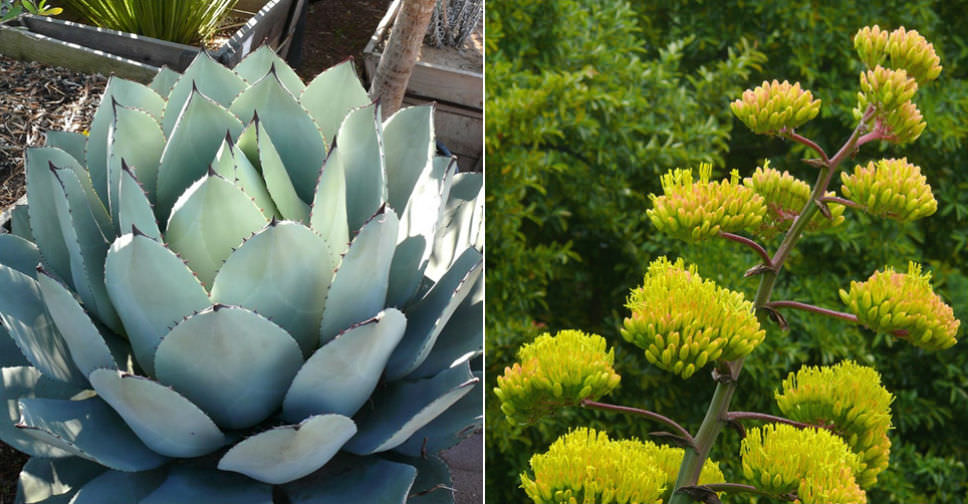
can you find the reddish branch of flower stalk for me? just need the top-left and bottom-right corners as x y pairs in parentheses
(717, 231), (774, 269)
(819, 195), (863, 209)
(725, 411), (836, 433)
(679, 483), (798, 502)
(764, 300), (911, 338)
(782, 128), (830, 164)
(580, 398), (695, 448)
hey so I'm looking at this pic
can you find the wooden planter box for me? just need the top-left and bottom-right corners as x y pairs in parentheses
(0, 0), (305, 82)
(363, 0), (482, 172)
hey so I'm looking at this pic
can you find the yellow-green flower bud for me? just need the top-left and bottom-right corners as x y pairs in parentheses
(521, 428), (724, 504)
(854, 25), (890, 69)
(840, 158), (937, 222)
(731, 80), (822, 135)
(797, 465), (869, 504)
(648, 164), (767, 242)
(743, 160), (845, 238)
(858, 66), (918, 113)
(881, 100), (926, 144)
(740, 423), (865, 502)
(839, 262), (959, 350)
(854, 25), (942, 84)
(775, 361), (893, 488)
(622, 257), (765, 379)
(887, 27), (942, 84)
(495, 330), (621, 425)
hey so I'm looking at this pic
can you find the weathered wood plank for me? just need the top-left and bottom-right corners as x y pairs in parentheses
(0, 25), (158, 82)
(216, 0), (295, 67)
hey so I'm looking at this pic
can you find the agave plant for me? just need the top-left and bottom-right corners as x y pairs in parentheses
(0, 46), (483, 503)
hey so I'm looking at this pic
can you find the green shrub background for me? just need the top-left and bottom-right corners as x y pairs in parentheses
(485, 1), (968, 502)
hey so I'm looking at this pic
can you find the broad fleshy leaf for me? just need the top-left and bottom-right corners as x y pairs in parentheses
(148, 67), (180, 99)
(139, 467), (273, 504)
(117, 163), (162, 240)
(0, 234), (40, 278)
(310, 147), (349, 253)
(284, 309), (407, 422)
(1, 366), (78, 457)
(43, 131), (86, 163)
(88, 369), (226, 458)
(283, 456), (417, 504)
(408, 276), (482, 379)
(108, 104), (165, 211)
(300, 59), (370, 147)
(425, 172), (483, 282)
(394, 371), (483, 457)
(338, 102), (385, 232)
(218, 414), (356, 484)
(36, 271), (117, 375)
(16, 456), (105, 504)
(69, 468), (167, 504)
(162, 52), (248, 136)
(104, 232), (211, 375)
(254, 119), (310, 222)
(234, 46), (306, 96)
(211, 221), (338, 356)
(154, 305), (303, 429)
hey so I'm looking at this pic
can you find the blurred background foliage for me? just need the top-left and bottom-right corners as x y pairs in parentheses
(485, 0), (968, 502)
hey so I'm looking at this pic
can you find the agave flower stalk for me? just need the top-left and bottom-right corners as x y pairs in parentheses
(0, 47), (483, 502)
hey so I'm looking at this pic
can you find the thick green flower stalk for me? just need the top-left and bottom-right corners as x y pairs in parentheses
(743, 161), (845, 237)
(840, 157), (937, 222)
(647, 164), (766, 242)
(854, 25), (942, 84)
(740, 423), (865, 503)
(621, 257), (765, 379)
(839, 262), (959, 350)
(495, 330), (621, 425)
(730, 80), (821, 135)
(521, 427), (725, 504)
(0, 47), (484, 502)
(775, 361), (893, 487)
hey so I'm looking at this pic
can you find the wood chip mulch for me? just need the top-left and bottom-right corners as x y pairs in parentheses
(0, 55), (106, 210)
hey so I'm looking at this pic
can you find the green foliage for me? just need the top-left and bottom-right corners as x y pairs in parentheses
(1, 0), (62, 23)
(488, 0), (968, 503)
(62, 0), (237, 44)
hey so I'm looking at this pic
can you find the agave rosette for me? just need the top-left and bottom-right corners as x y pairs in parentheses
(0, 48), (483, 502)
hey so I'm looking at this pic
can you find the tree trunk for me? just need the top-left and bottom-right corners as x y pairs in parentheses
(369, 0), (436, 120)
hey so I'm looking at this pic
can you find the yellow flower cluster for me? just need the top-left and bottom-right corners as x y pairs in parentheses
(854, 67), (926, 144)
(622, 257), (765, 379)
(648, 164), (766, 242)
(730, 80), (822, 135)
(775, 361), (894, 487)
(740, 423), (866, 504)
(743, 161), (845, 238)
(521, 428), (725, 504)
(854, 25), (942, 84)
(839, 262), (960, 350)
(494, 330), (621, 425)
(840, 158), (937, 222)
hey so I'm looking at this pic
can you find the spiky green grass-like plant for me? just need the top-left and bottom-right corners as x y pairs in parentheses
(63, 0), (238, 45)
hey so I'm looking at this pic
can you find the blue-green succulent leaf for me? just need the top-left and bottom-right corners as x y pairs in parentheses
(155, 89), (244, 222)
(88, 369), (226, 458)
(345, 362), (477, 455)
(0, 326), (29, 368)
(148, 67), (180, 99)
(70, 468), (167, 504)
(117, 163), (162, 241)
(104, 233), (211, 375)
(161, 52), (247, 136)
(234, 46), (306, 96)
(49, 166), (120, 333)
(218, 413), (356, 484)
(139, 466), (273, 504)
(385, 248), (482, 380)
(165, 174), (269, 287)
(300, 59), (370, 148)
(309, 147), (349, 254)
(320, 208), (399, 343)
(229, 71), (325, 202)
(10, 204), (33, 242)
(26, 148), (80, 282)
(1, 366), (78, 457)
(0, 265), (84, 384)
(154, 305), (303, 430)
(283, 455), (416, 504)
(383, 106), (435, 214)
(392, 454), (454, 504)
(255, 120), (310, 222)
(386, 154), (454, 307)
(338, 102), (386, 232)
(426, 172), (483, 282)
(16, 456), (105, 504)
(44, 131), (86, 163)
(0, 234), (40, 278)
(17, 397), (168, 471)
(108, 104), (165, 212)
(211, 221), (338, 356)
(212, 135), (279, 219)
(394, 371), (482, 457)
(408, 276), (482, 379)
(284, 309), (406, 422)
(36, 271), (117, 375)
(87, 77), (165, 206)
